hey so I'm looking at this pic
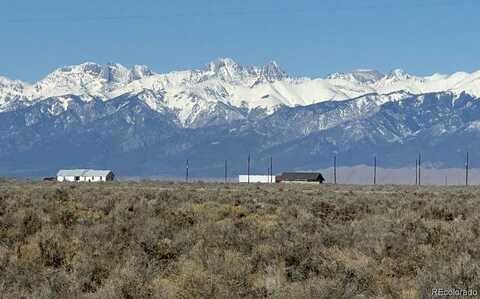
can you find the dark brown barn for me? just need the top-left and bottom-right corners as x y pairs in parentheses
(276, 172), (325, 184)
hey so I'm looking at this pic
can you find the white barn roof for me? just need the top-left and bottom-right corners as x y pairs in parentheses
(84, 169), (112, 177)
(57, 169), (112, 177)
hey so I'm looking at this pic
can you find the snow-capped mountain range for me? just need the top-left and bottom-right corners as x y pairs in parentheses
(2, 58), (480, 127)
(2, 58), (480, 177)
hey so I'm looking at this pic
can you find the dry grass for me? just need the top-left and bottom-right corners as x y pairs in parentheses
(0, 181), (479, 298)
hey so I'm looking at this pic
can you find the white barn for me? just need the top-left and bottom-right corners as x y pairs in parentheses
(56, 169), (115, 182)
(238, 175), (275, 183)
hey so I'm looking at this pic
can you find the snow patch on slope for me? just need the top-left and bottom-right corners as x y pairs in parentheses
(3, 58), (480, 127)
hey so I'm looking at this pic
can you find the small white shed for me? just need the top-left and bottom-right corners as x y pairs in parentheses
(56, 169), (115, 182)
(238, 175), (275, 183)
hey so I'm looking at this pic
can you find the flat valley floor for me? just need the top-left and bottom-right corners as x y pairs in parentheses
(0, 181), (479, 298)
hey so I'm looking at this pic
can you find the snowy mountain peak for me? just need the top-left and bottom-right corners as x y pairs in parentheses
(207, 58), (243, 75)
(203, 57), (261, 84)
(0, 76), (14, 85)
(0, 76), (30, 111)
(0, 76), (27, 89)
(40, 62), (126, 85)
(129, 65), (154, 81)
(4, 59), (480, 123)
(385, 68), (412, 81)
(326, 69), (384, 84)
(204, 58), (288, 83)
(260, 61), (288, 82)
(43, 62), (154, 85)
(29, 62), (156, 99)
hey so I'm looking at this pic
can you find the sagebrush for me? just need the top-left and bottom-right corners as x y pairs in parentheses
(0, 181), (479, 298)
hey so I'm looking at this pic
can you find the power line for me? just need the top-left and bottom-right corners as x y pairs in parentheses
(1, 1), (472, 24)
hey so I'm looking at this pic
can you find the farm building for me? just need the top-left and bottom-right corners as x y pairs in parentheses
(276, 172), (325, 184)
(238, 175), (275, 183)
(56, 169), (115, 182)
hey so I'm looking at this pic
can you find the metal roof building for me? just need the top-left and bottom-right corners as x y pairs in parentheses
(276, 172), (325, 184)
(56, 169), (115, 182)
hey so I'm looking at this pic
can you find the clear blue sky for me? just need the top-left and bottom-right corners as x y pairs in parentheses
(1, 0), (479, 82)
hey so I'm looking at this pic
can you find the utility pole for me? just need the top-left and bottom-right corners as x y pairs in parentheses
(270, 157), (273, 183)
(373, 156), (377, 185)
(415, 158), (418, 185)
(333, 155), (337, 185)
(224, 160), (227, 183)
(251, 153), (254, 176)
(247, 153), (251, 184)
(466, 152), (469, 186)
(418, 153), (421, 186)
(186, 159), (189, 183)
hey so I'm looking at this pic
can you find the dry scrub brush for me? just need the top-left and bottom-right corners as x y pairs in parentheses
(0, 181), (479, 298)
